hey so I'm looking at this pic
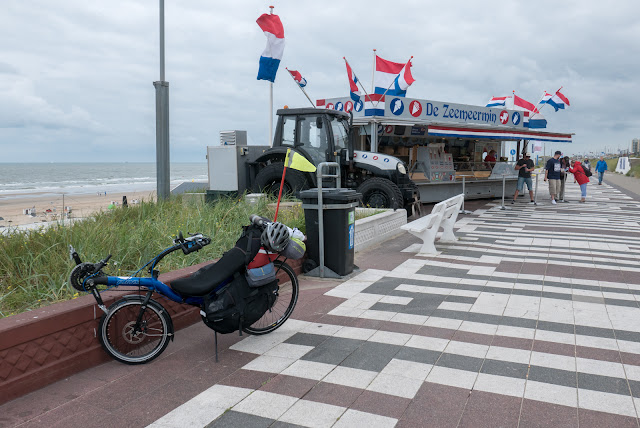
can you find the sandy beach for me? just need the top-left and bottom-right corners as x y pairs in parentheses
(0, 190), (157, 228)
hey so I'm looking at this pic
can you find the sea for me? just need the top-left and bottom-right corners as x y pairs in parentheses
(0, 163), (208, 200)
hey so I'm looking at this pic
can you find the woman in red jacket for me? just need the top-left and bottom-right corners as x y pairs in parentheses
(568, 160), (590, 203)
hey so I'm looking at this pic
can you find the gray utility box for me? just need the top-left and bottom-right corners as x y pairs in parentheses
(219, 130), (247, 146)
(207, 145), (270, 192)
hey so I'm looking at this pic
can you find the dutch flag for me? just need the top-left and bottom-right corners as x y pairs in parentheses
(540, 90), (570, 111)
(392, 58), (416, 97)
(539, 91), (566, 111)
(365, 94), (385, 116)
(256, 13), (284, 82)
(553, 90), (570, 109)
(523, 111), (548, 129)
(485, 96), (510, 108)
(374, 56), (407, 96)
(287, 69), (307, 88)
(344, 58), (360, 102)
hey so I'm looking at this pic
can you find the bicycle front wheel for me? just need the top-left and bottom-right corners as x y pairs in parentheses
(98, 296), (172, 364)
(243, 260), (299, 335)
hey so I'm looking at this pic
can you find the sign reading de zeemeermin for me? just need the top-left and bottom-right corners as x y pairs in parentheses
(316, 96), (526, 129)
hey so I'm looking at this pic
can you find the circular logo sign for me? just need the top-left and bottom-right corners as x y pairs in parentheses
(390, 98), (404, 115)
(384, 125), (393, 134)
(511, 111), (521, 125)
(335, 102), (344, 111)
(499, 110), (509, 124)
(510, 149), (516, 155)
(326, 103), (334, 110)
(354, 99), (363, 112)
(344, 101), (354, 112)
(409, 100), (422, 117)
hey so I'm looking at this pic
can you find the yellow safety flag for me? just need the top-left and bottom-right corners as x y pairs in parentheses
(284, 148), (316, 172)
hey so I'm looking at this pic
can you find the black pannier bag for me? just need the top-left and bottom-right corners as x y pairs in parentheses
(201, 223), (277, 334)
(203, 272), (277, 334)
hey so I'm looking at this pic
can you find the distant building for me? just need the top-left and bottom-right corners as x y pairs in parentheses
(633, 138), (640, 155)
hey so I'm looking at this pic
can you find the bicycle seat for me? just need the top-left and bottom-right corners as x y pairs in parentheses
(170, 247), (246, 296)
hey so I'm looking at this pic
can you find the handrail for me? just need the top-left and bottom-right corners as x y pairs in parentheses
(316, 162), (341, 278)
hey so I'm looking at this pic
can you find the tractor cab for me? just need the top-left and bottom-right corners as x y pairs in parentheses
(272, 108), (352, 168)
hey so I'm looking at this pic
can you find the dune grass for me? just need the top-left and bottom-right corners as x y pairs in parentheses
(0, 194), (304, 318)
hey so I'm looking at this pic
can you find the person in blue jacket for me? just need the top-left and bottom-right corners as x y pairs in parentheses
(595, 156), (608, 185)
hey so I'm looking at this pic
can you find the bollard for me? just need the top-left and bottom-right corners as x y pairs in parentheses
(499, 174), (511, 210)
(460, 175), (472, 214)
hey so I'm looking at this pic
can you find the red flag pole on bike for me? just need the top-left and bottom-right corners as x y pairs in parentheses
(274, 148), (317, 222)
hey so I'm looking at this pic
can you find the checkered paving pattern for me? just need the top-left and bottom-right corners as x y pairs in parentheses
(145, 180), (640, 427)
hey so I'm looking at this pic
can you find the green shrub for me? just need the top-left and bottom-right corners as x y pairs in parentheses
(0, 194), (303, 317)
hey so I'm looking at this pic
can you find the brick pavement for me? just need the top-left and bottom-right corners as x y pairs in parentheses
(2, 178), (640, 427)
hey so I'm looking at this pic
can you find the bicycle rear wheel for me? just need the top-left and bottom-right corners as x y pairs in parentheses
(243, 260), (299, 335)
(98, 296), (173, 364)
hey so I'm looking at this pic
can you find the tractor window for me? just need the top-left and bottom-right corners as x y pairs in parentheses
(330, 117), (349, 151)
(298, 115), (328, 164)
(281, 116), (296, 146)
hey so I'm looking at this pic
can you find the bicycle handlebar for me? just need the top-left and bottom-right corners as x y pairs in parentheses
(172, 232), (211, 255)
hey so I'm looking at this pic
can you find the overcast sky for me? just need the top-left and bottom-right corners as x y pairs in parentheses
(1, 0), (638, 163)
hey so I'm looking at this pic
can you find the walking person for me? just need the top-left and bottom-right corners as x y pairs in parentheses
(568, 159), (589, 203)
(544, 151), (563, 205)
(595, 156), (608, 185)
(512, 152), (536, 204)
(558, 156), (571, 202)
(583, 159), (592, 173)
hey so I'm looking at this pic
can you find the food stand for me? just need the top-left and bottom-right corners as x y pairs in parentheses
(316, 95), (573, 202)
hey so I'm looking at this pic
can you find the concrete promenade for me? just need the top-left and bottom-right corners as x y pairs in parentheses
(2, 178), (640, 427)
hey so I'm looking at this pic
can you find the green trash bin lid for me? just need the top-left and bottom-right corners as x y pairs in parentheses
(299, 189), (360, 204)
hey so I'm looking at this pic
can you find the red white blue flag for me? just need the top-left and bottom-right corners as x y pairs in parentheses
(392, 58), (415, 97)
(540, 90), (570, 111)
(344, 58), (360, 102)
(374, 56), (405, 96)
(364, 94), (385, 116)
(256, 14), (285, 82)
(287, 69), (307, 87)
(512, 94), (540, 114)
(523, 111), (547, 129)
(485, 96), (510, 108)
(554, 90), (570, 108)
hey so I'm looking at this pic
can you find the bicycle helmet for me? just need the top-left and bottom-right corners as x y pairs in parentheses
(261, 222), (290, 252)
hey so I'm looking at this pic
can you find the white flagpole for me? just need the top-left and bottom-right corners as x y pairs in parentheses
(371, 49), (376, 94)
(269, 6), (274, 146)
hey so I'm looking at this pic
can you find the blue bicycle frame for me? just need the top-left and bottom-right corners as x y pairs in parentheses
(79, 236), (225, 314)
(100, 275), (232, 306)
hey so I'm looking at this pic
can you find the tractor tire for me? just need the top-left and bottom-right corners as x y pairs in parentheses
(357, 177), (404, 209)
(253, 162), (310, 196)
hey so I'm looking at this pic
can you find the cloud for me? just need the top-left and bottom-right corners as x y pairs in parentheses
(0, 0), (639, 162)
(0, 73), (104, 132)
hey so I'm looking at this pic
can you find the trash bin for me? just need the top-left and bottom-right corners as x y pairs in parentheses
(299, 188), (361, 276)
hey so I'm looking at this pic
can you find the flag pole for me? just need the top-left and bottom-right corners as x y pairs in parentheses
(285, 67), (315, 108)
(268, 6), (275, 146)
(274, 149), (290, 222)
(371, 49), (376, 94)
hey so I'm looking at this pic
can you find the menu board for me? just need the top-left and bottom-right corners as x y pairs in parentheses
(416, 143), (456, 182)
